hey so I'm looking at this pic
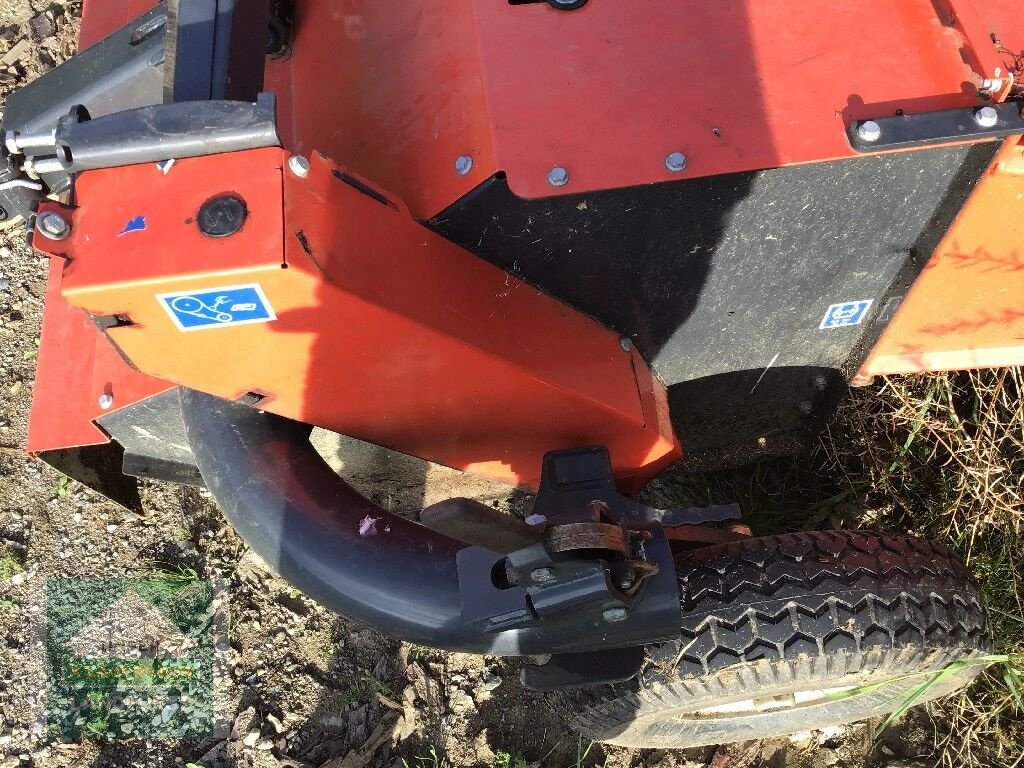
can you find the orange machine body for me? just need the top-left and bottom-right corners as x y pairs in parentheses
(27, 0), (1024, 485)
(34, 150), (678, 489)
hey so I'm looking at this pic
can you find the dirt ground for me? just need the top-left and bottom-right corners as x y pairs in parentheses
(0, 3), (1018, 768)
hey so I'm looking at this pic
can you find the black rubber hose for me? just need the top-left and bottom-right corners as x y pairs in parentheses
(179, 388), (540, 654)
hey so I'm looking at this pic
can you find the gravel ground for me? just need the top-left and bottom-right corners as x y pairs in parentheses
(0, 3), (970, 768)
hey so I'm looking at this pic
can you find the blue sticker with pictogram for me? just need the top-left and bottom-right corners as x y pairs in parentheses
(157, 284), (276, 331)
(819, 299), (873, 330)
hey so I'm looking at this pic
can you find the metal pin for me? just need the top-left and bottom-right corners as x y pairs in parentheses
(98, 393), (114, 410)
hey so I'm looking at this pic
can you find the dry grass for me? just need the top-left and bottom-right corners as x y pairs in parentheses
(833, 370), (1024, 768)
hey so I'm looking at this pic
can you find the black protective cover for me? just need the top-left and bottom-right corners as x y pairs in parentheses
(429, 143), (1000, 466)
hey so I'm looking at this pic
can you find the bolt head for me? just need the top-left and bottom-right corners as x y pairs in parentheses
(602, 607), (628, 623)
(454, 155), (473, 176)
(619, 337), (633, 352)
(665, 152), (687, 172)
(531, 567), (556, 584)
(974, 106), (999, 128)
(524, 514), (547, 526)
(98, 393), (114, 410)
(547, 166), (569, 187)
(288, 155), (311, 178)
(856, 120), (882, 143)
(37, 211), (71, 240)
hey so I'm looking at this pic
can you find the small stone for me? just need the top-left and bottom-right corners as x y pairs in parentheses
(9, 381), (21, 396)
(73, 513), (81, 523)
(266, 714), (284, 734)
(256, 740), (274, 751)
(0, 39), (30, 67)
(9, 573), (24, 586)
(28, 13), (57, 41)
(106, 524), (118, 533)
(242, 730), (259, 747)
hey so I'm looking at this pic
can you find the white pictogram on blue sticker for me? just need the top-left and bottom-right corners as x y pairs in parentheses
(819, 300), (873, 330)
(157, 284), (276, 331)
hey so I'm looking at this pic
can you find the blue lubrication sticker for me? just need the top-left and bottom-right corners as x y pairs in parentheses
(819, 300), (873, 330)
(157, 284), (276, 331)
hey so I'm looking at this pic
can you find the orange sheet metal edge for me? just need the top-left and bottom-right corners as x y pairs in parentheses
(860, 136), (1024, 377)
(26, 259), (172, 454)
(41, 149), (679, 489)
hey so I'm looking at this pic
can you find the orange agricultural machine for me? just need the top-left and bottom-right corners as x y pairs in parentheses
(4, 0), (1022, 746)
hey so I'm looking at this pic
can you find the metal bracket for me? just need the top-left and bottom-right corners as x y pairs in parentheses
(457, 447), (682, 658)
(848, 103), (1024, 153)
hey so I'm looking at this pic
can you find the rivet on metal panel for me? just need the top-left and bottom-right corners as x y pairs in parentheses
(547, 166), (569, 187)
(973, 106), (999, 128)
(856, 120), (882, 142)
(288, 155), (311, 178)
(619, 337), (633, 352)
(664, 152), (687, 172)
(454, 155), (473, 176)
(37, 211), (71, 240)
(602, 607), (627, 623)
(98, 393), (114, 410)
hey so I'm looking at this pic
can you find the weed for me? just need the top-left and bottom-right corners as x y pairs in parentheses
(0, 553), (23, 581)
(402, 744), (445, 768)
(341, 673), (395, 708)
(51, 474), (72, 498)
(408, 644), (432, 663)
(494, 751), (527, 768)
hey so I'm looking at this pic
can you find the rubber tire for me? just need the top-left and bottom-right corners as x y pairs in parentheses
(547, 530), (991, 748)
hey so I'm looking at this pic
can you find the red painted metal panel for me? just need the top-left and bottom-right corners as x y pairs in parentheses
(43, 150), (679, 488)
(471, 0), (1000, 200)
(26, 259), (171, 454)
(79, 0), (156, 48)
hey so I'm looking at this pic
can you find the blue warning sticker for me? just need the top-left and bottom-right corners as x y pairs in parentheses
(157, 284), (276, 331)
(819, 300), (873, 330)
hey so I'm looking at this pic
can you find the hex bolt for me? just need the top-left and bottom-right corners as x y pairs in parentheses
(454, 155), (473, 176)
(664, 152), (687, 172)
(288, 155), (311, 178)
(856, 120), (882, 143)
(98, 393), (114, 410)
(973, 106), (999, 128)
(619, 337), (633, 352)
(602, 607), (628, 623)
(37, 211), (71, 241)
(547, 166), (569, 187)
(531, 567), (556, 584)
